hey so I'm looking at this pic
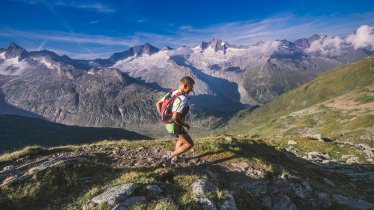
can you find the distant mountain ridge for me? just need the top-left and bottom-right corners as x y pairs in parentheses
(0, 25), (373, 133)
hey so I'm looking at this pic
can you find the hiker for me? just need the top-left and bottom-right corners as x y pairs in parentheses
(155, 76), (195, 166)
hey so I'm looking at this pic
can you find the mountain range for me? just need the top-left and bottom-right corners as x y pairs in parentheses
(0, 25), (373, 134)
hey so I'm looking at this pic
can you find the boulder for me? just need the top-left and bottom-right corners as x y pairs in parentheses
(288, 140), (297, 145)
(242, 181), (267, 197)
(346, 156), (360, 164)
(307, 152), (330, 161)
(191, 179), (214, 195)
(145, 185), (163, 196)
(121, 196), (146, 207)
(91, 183), (138, 205)
(217, 192), (238, 210)
(193, 197), (217, 210)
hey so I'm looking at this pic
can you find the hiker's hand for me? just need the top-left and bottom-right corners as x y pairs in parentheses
(182, 123), (190, 131)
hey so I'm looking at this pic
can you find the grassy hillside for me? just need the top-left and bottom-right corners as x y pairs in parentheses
(0, 115), (151, 152)
(0, 136), (373, 210)
(220, 55), (374, 146)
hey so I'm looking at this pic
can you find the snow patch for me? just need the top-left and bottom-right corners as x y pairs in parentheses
(34, 57), (62, 73)
(0, 52), (5, 60)
(0, 56), (28, 75)
(113, 50), (171, 70)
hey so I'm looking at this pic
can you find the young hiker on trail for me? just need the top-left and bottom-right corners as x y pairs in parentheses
(155, 76), (195, 166)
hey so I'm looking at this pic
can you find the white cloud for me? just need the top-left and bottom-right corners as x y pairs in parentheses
(0, 28), (138, 47)
(306, 36), (344, 56)
(166, 47), (194, 57)
(12, 0), (115, 13)
(252, 41), (281, 54)
(346, 25), (374, 50)
(55, 2), (114, 13)
(304, 24), (374, 56)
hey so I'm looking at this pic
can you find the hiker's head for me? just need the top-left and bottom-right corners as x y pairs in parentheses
(179, 76), (195, 94)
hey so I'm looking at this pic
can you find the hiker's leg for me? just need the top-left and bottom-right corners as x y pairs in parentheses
(171, 134), (194, 157)
(175, 138), (184, 151)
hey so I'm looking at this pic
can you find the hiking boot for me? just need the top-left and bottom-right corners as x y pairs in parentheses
(162, 154), (173, 167)
(171, 155), (185, 164)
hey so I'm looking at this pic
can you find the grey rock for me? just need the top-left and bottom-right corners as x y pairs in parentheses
(121, 196), (146, 207)
(242, 181), (267, 197)
(231, 162), (249, 172)
(332, 194), (374, 210)
(218, 192), (238, 210)
(193, 197), (217, 210)
(271, 194), (298, 210)
(191, 179), (214, 195)
(363, 150), (373, 158)
(288, 140), (297, 145)
(357, 144), (372, 151)
(321, 136), (334, 142)
(224, 137), (233, 142)
(346, 156), (360, 164)
(322, 160), (330, 164)
(323, 178), (336, 187)
(307, 152), (330, 161)
(310, 134), (322, 141)
(342, 154), (357, 159)
(246, 167), (263, 178)
(2, 165), (15, 171)
(91, 183), (138, 205)
(146, 185), (163, 196)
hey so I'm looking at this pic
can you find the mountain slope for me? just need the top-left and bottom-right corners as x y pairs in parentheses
(220, 55), (374, 145)
(0, 115), (151, 152)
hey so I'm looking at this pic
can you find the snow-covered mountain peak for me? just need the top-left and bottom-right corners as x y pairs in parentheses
(5, 42), (28, 61)
(195, 38), (231, 53)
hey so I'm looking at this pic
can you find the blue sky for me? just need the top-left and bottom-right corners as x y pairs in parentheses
(1, 0), (374, 59)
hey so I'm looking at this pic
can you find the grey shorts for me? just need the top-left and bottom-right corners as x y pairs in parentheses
(168, 123), (187, 138)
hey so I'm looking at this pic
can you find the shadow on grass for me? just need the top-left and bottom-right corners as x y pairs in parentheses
(1, 139), (373, 210)
(0, 114), (151, 153)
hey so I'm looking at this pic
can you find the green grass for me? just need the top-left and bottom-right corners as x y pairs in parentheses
(0, 136), (373, 209)
(0, 162), (122, 210)
(219, 56), (374, 134)
(355, 94), (374, 104)
(220, 55), (374, 141)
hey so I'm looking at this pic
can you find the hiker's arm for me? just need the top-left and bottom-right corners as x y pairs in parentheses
(155, 100), (163, 115)
(172, 112), (190, 131)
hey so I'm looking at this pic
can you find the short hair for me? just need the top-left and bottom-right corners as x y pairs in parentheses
(181, 76), (195, 87)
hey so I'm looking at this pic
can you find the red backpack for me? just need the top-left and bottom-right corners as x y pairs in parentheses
(160, 89), (183, 124)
